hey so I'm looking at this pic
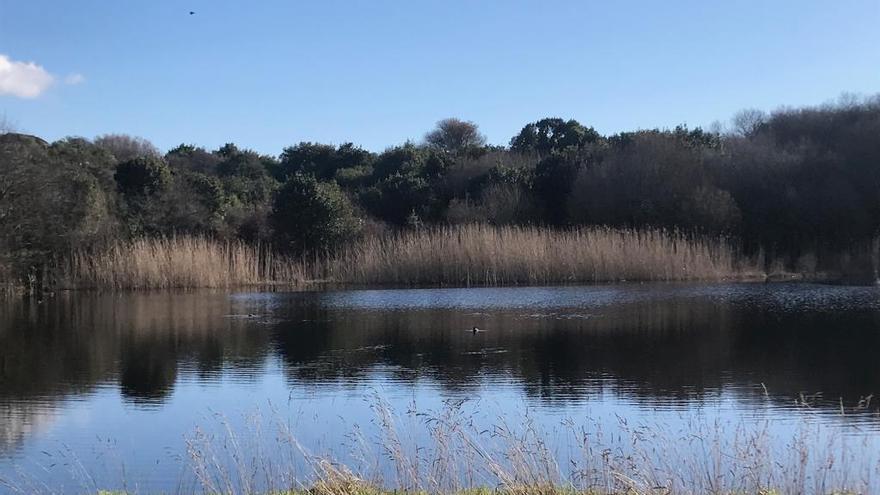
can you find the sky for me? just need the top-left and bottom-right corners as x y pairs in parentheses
(1, 0), (878, 154)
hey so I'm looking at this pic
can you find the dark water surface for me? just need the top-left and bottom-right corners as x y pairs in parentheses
(2, 283), (880, 493)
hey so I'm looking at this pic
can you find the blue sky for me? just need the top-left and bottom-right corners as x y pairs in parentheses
(1, 0), (878, 154)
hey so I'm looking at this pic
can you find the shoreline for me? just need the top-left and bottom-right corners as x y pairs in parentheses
(5, 271), (877, 296)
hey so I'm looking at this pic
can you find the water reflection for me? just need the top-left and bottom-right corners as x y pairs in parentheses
(0, 402), (57, 454)
(0, 292), (270, 406)
(2, 284), (880, 456)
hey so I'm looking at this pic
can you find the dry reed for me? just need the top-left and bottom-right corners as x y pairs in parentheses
(326, 225), (750, 286)
(61, 236), (312, 290)
(60, 226), (756, 290)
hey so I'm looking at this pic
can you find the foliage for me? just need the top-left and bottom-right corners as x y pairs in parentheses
(270, 174), (361, 253)
(166, 143), (221, 174)
(533, 152), (588, 225)
(424, 118), (486, 154)
(334, 165), (374, 188)
(371, 143), (450, 180)
(115, 156), (172, 196)
(161, 172), (231, 234)
(569, 131), (733, 231)
(216, 148), (276, 179)
(0, 134), (114, 284)
(94, 134), (161, 163)
(4, 95), (880, 286)
(510, 118), (602, 155)
(361, 171), (434, 225)
(444, 150), (538, 200)
(278, 142), (374, 181)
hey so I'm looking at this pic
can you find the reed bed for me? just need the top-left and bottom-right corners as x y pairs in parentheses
(61, 226), (756, 290)
(327, 225), (749, 286)
(61, 236), (312, 290)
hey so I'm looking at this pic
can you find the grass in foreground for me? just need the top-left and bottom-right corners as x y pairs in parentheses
(95, 491), (811, 495)
(5, 395), (874, 495)
(92, 489), (805, 495)
(8, 393), (869, 495)
(60, 225), (757, 289)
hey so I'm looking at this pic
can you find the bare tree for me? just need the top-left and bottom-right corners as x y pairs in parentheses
(707, 119), (726, 135)
(424, 118), (486, 153)
(94, 133), (160, 162)
(731, 108), (767, 137)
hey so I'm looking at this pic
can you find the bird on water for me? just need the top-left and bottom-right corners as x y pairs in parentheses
(472, 326), (480, 334)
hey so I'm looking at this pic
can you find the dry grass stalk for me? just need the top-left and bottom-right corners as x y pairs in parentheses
(326, 225), (751, 286)
(60, 226), (756, 290)
(61, 236), (312, 290)
(172, 398), (876, 495)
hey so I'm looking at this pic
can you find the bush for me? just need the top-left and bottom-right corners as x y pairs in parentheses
(510, 118), (602, 155)
(115, 156), (172, 196)
(361, 172), (435, 225)
(278, 142), (373, 181)
(371, 144), (450, 181)
(166, 144), (221, 174)
(270, 174), (361, 253)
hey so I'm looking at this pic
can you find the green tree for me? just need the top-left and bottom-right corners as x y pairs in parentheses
(115, 156), (172, 196)
(216, 148), (275, 180)
(533, 152), (591, 225)
(165, 144), (221, 175)
(0, 134), (114, 284)
(50, 137), (118, 190)
(270, 174), (361, 253)
(360, 172), (435, 225)
(277, 142), (374, 182)
(157, 172), (231, 235)
(371, 143), (450, 181)
(510, 118), (602, 155)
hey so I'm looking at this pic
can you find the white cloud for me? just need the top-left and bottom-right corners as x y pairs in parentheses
(64, 73), (85, 85)
(0, 54), (55, 98)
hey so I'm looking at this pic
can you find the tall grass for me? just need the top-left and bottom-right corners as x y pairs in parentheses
(61, 226), (757, 290)
(61, 236), (311, 290)
(327, 225), (750, 286)
(3, 399), (874, 494)
(4, 398), (865, 494)
(177, 397), (880, 495)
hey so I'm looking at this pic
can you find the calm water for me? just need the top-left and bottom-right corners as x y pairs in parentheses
(2, 283), (880, 493)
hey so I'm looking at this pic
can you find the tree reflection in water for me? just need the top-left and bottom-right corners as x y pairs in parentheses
(2, 283), (880, 455)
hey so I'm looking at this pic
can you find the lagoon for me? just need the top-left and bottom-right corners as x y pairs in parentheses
(2, 283), (880, 493)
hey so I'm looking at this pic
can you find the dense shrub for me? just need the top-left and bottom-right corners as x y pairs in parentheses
(115, 156), (172, 196)
(270, 174), (361, 253)
(278, 142), (374, 181)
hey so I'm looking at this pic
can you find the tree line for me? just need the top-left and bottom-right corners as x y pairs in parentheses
(1, 95), (879, 286)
